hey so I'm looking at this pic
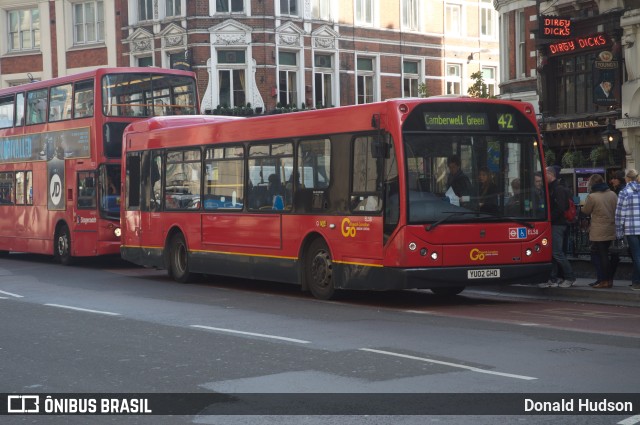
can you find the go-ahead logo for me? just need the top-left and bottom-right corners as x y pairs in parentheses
(469, 248), (498, 261)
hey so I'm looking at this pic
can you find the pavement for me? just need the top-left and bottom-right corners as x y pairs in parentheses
(472, 259), (640, 307)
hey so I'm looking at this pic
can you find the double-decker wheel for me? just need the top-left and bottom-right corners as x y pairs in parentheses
(54, 224), (73, 265)
(169, 233), (193, 283)
(305, 239), (335, 300)
(431, 286), (465, 296)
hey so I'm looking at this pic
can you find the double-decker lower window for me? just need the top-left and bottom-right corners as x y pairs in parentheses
(0, 172), (14, 204)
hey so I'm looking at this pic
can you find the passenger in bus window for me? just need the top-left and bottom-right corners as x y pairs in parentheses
(506, 178), (522, 215)
(446, 155), (471, 206)
(268, 174), (284, 210)
(477, 166), (499, 213)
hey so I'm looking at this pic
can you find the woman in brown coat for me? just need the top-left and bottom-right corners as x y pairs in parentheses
(581, 174), (618, 288)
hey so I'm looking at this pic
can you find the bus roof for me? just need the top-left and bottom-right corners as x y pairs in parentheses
(124, 97), (537, 150)
(0, 67), (197, 95)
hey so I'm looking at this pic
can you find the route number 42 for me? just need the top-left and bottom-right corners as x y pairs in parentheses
(497, 113), (515, 130)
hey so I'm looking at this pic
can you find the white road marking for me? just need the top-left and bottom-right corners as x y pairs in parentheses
(44, 304), (120, 316)
(0, 290), (24, 298)
(359, 348), (537, 381)
(619, 415), (640, 425)
(191, 325), (310, 344)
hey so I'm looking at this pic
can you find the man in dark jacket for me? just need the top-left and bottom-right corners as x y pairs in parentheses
(540, 165), (576, 288)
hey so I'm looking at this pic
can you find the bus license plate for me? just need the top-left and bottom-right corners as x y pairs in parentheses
(467, 269), (500, 279)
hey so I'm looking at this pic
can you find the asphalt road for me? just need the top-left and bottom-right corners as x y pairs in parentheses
(1, 254), (639, 425)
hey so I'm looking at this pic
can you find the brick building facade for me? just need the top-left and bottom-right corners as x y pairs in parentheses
(0, 0), (499, 114)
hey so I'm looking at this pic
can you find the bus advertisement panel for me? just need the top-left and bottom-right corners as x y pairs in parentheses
(0, 67), (199, 264)
(121, 98), (551, 299)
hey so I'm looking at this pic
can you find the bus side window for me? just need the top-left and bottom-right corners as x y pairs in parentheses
(26, 89), (48, 125)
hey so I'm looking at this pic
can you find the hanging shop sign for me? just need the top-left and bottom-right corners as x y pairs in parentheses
(593, 51), (619, 106)
(539, 15), (572, 38)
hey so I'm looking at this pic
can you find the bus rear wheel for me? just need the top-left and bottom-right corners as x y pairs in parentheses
(169, 233), (193, 283)
(305, 239), (335, 300)
(54, 224), (73, 265)
(431, 286), (465, 296)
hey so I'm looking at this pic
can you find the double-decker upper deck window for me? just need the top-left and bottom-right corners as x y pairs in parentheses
(74, 80), (94, 118)
(102, 73), (197, 117)
(8, 8), (40, 51)
(26, 89), (48, 125)
(49, 84), (73, 122)
(0, 96), (14, 129)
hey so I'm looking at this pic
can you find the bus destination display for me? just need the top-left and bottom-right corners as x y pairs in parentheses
(423, 112), (518, 131)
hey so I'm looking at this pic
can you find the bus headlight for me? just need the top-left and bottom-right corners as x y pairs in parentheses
(525, 248), (532, 256)
(114, 227), (121, 238)
(408, 242), (417, 251)
(430, 252), (438, 260)
(542, 238), (548, 246)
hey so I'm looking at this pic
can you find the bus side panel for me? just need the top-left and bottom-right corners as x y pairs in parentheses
(201, 214), (282, 249)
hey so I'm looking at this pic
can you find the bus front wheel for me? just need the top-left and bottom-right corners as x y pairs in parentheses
(54, 225), (73, 265)
(169, 233), (193, 283)
(305, 239), (335, 300)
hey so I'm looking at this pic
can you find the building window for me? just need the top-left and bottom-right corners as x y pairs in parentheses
(403, 61), (420, 97)
(445, 3), (461, 35)
(138, 56), (153, 67)
(357, 57), (375, 104)
(314, 54), (333, 108)
(402, 0), (418, 31)
(555, 54), (595, 115)
(166, 0), (181, 16)
(8, 8), (40, 51)
(516, 11), (526, 77)
(279, 51), (299, 108)
(74, 1), (104, 45)
(355, 0), (373, 26)
(215, 0), (244, 13)
(480, 0), (495, 38)
(138, 0), (153, 21)
(446, 63), (461, 95)
(280, 0), (298, 16)
(482, 66), (497, 97)
(218, 50), (246, 108)
(312, 0), (331, 20)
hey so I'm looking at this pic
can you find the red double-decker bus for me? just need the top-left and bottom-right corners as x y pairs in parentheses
(121, 98), (552, 299)
(0, 67), (199, 264)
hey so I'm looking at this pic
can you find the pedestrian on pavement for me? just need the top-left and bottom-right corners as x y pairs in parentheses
(540, 165), (576, 288)
(581, 174), (618, 288)
(614, 169), (640, 291)
(609, 170), (626, 195)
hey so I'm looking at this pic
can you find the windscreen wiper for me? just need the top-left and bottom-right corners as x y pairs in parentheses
(425, 211), (482, 231)
(425, 211), (535, 231)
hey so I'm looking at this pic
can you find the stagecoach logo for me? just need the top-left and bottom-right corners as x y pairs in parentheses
(76, 215), (97, 225)
(340, 217), (371, 237)
(469, 248), (498, 261)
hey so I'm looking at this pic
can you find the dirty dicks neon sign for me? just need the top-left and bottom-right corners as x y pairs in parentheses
(548, 33), (609, 55)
